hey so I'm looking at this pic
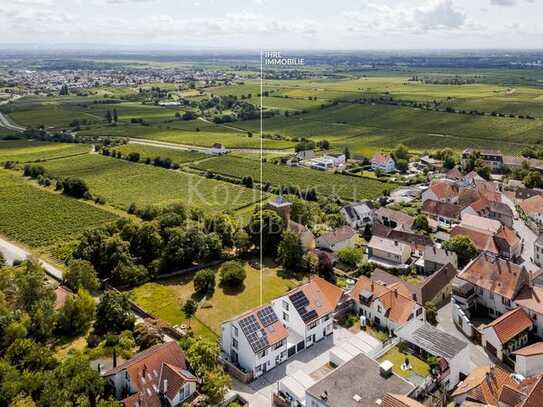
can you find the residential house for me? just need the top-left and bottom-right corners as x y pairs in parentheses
(371, 153), (396, 173)
(417, 155), (443, 171)
(304, 353), (415, 407)
(297, 149), (314, 160)
(309, 154), (345, 170)
(350, 275), (424, 332)
(267, 194), (316, 251)
(210, 143), (228, 155)
(324, 153), (346, 167)
(450, 217), (521, 260)
(421, 199), (463, 228)
(515, 285), (543, 338)
(461, 197), (514, 228)
(103, 342), (197, 407)
(367, 236), (411, 268)
(220, 304), (288, 379)
(382, 394), (425, 407)
(421, 246), (458, 274)
(422, 180), (460, 204)
(375, 207), (415, 231)
(451, 365), (518, 406)
(513, 342), (543, 378)
(446, 167), (464, 181)
(453, 254), (530, 319)
(534, 234), (543, 266)
(316, 226), (356, 252)
(416, 263), (458, 306)
(395, 319), (470, 390)
(271, 276), (344, 351)
(481, 307), (532, 361)
(340, 201), (374, 230)
(461, 148), (504, 172)
(514, 188), (543, 202)
(378, 228), (434, 258)
(518, 195), (543, 232)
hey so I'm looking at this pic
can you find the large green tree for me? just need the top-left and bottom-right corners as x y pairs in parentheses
(93, 291), (135, 336)
(247, 209), (283, 256)
(277, 231), (304, 271)
(443, 235), (477, 268)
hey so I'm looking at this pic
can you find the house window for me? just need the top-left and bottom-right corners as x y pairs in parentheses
(308, 321), (317, 330)
(283, 300), (289, 311)
(502, 297), (511, 307)
(283, 312), (289, 322)
(232, 338), (238, 349)
(416, 308), (423, 316)
(490, 292), (494, 300)
(233, 326), (238, 337)
(273, 340), (284, 350)
(377, 305), (382, 313)
(258, 350), (267, 359)
(324, 314), (330, 321)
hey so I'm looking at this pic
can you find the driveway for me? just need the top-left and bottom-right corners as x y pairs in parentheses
(502, 195), (539, 273)
(437, 302), (490, 369)
(230, 328), (380, 406)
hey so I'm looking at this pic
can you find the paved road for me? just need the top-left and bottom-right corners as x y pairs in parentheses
(0, 112), (26, 132)
(0, 237), (64, 281)
(502, 195), (539, 273)
(437, 302), (490, 369)
(128, 137), (291, 155)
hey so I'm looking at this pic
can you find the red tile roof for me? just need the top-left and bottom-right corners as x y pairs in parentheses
(513, 342), (543, 357)
(450, 225), (499, 255)
(451, 365), (517, 405)
(457, 254), (529, 300)
(484, 308), (533, 344)
(519, 195), (543, 215)
(371, 153), (394, 166)
(521, 375), (543, 407)
(516, 285), (543, 315)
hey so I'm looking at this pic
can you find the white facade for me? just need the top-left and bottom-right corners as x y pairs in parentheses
(340, 202), (374, 230)
(271, 296), (334, 350)
(371, 155), (396, 173)
(210, 144), (228, 155)
(354, 297), (425, 332)
(515, 353), (543, 377)
(220, 319), (288, 379)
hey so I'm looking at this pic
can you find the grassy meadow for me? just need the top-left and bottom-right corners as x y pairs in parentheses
(0, 140), (89, 163)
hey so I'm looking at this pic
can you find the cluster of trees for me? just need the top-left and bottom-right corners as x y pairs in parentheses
(71, 204), (250, 286)
(522, 147), (543, 160)
(511, 161), (543, 188)
(430, 148), (456, 170)
(104, 110), (118, 124)
(462, 151), (491, 180)
(22, 164), (93, 200)
(0, 259), (121, 406)
(102, 148), (181, 170)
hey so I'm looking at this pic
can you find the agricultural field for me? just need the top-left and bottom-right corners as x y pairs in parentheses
(79, 123), (294, 150)
(0, 140), (89, 163)
(241, 102), (543, 155)
(110, 143), (208, 164)
(0, 169), (118, 250)
(41, 154), (268, 213)
(192, 155), (395, 200)
(128, 259), (304, 339)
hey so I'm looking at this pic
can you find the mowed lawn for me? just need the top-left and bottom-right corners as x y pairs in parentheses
(0, 169), (118, 249)
(41, 154), (267, 213)
(193, 155), (395, 200)
(0, 140), (89, 163)
(128, 261), (305, 339)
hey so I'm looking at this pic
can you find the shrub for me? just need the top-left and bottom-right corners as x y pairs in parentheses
(61, 177), (90, 198)
(219, 261), (246, 287)
(194, 268), (216, 294)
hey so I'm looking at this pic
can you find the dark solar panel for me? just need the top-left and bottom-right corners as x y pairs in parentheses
(257, 306), (278, 327)
(239, 314), (270, 353)
(289, 291), (317, 324)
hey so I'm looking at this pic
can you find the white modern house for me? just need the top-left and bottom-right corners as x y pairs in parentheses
(271, 277), (344, 351)
(220, 305), (289, 379)
(340, 201), (374, 230)
(371, 153), (396, 173)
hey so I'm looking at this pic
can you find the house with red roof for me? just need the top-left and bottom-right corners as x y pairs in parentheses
(481, 307), (532, 361)
(103, 342), (197, 407)
(371, 153), (396, 173)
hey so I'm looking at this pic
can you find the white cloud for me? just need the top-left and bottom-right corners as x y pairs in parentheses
(414, 0), (466, 30)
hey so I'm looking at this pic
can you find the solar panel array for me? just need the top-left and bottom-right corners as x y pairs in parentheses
(238, 314), (269, 353)
(289, 291), (318, 323)
(257, 306), (278, 327)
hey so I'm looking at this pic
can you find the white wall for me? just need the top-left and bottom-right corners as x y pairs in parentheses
(515, 354), (543, 377)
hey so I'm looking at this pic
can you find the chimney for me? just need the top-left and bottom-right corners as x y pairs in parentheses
(163, 379), (168, 394)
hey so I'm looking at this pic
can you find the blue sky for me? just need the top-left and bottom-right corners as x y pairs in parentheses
(0, 0), (542, 49)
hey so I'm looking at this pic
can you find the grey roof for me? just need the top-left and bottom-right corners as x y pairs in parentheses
(306, 353), (414, 407)
(423, 246), (457, 265)
(341, 201), (373, 222)
(395, 320), (468, 360)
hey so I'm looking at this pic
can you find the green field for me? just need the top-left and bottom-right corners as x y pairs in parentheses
(41, 154), (267, 213)
(0, 140), (89, 163)
(110, 143), (208, 164)
(192, 155), (395, 200)
(128, 260), (304, 339)
(0, 169), (118, 249)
